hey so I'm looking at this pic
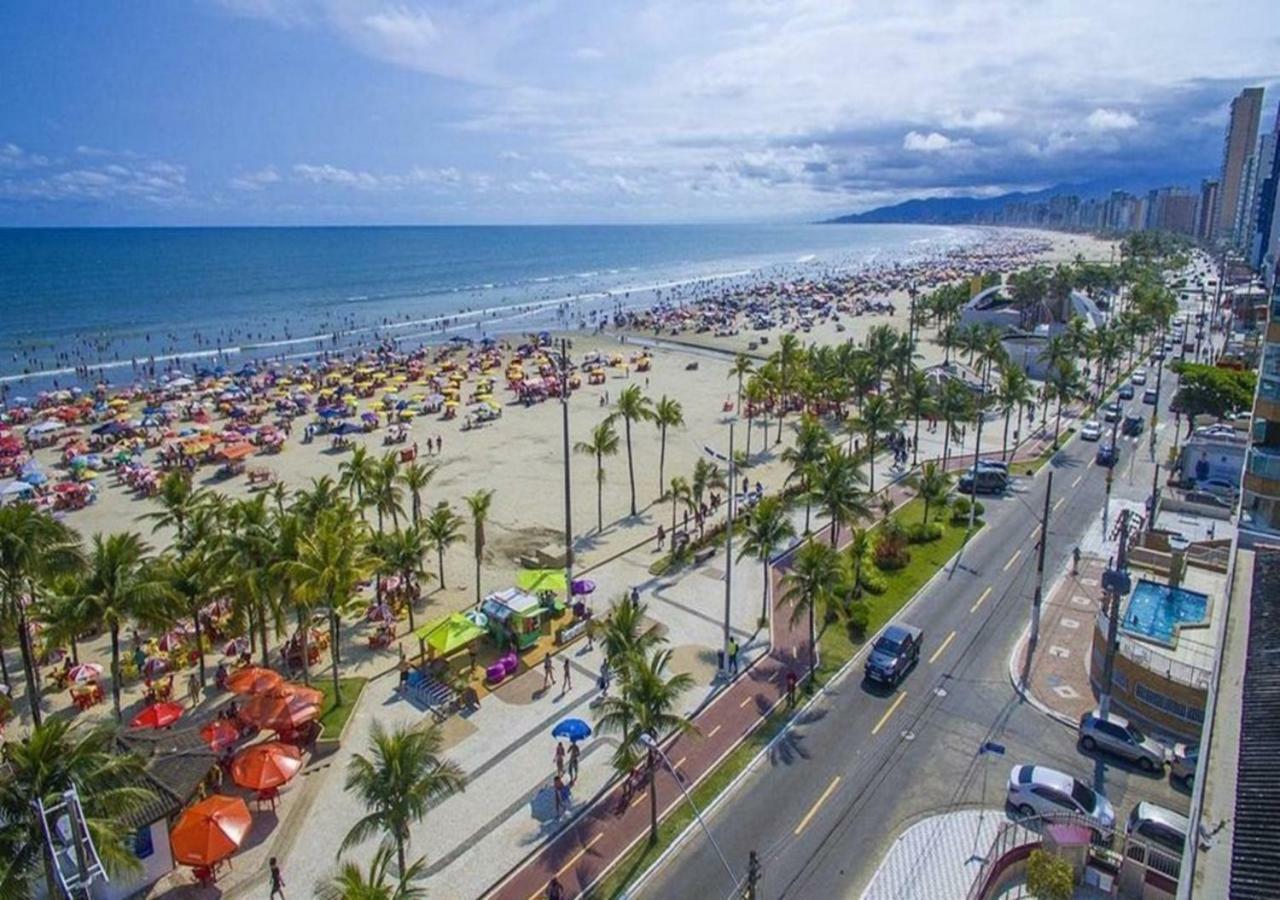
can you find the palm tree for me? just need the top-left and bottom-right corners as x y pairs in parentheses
(369, 454), (406, 535)
(75, 532), (164, 722)
(285, 511), (379, 705)
(423, 502), (464, 590)
(595, 648), (695, 842)
(0, 720), (150, 896)
(463, 489), (494, 604)
(652, 395), (684, 495)
(996, 362), (1034, 460)
(742, 377), (767, 457)
(0, 504), (83, 724)
(781, 415), (830, 532)
(773, 333), (803, 444)
(690, 458), (726, 511)
(846, 527), (872, 601)
(575, 417), (620, 532)
(374, 525), (432, 635)
(598, 594), (665, 669)
(320, 845), (428, 900)
(728, 353), (754, 414)
(781, 540), (841, 682)
(295, 475), (344, 525)
(1046, 361), (1084, 449)
(339, 445), (379, 517)
(614, 385), (653, 515)
(936, 380), (972, 469)
(224, 494), (278, 667)
(811, 447), (870, 546)
(143, 469), (205, 549)
(851, 393), (897, 495)
(665, 476), (692, 536)
(398, 461), (437, 527)
(738, 496), (795, 623)
(154, 547), (226, 690)
(895, 369), (934, 467)
(342, 721), (466, 875)
(906, 462), (952, 525)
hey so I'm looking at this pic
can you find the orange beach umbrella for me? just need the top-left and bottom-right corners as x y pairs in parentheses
(199, 718), (240, 752)
(169, 795), (252, 867)
(239, 691), (320, 733)
(230, 741), (303, 791)
(226, 666), (282, 695)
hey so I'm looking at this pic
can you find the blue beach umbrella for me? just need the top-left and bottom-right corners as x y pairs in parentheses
(551, 718), (592, 742)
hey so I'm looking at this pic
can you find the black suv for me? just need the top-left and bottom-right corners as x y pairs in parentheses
(1121, 415), (1144, 436)
(865, 623), (923, 686)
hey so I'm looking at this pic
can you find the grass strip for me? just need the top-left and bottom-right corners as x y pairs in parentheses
(315, 676), (367, 736)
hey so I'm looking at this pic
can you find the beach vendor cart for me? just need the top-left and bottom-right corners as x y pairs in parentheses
(480, 588), (547, 651)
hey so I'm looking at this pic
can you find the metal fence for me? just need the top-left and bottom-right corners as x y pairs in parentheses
(1094, 610), (1213, 691)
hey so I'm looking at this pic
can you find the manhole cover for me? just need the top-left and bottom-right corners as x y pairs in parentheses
(934, 687), (948, 698)
(902, 730), (915, 741)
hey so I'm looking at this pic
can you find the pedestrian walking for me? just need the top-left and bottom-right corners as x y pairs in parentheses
(547, 877), (566, 900)
(786, 670), (798, 707)
(568, 742), (580, 783)
(553, 775), (564, 817)
(186, 672), (201, 707)
(656, 524), (665, 550)
(543, 653), (556, 689)
(555, 741), (565, 778)
(563, 656), (572, 691)
(1072, 546), (1081, 575)
(268, 857), (285, 899)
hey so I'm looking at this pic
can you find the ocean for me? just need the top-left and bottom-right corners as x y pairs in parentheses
(0, 224), (981, 392)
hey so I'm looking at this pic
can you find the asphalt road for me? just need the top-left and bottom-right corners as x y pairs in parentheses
(636, 365), (1192, 900)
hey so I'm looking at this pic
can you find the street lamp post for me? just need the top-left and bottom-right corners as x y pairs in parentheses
(722, 423), (735, 678)
(638, 733), (738, 890)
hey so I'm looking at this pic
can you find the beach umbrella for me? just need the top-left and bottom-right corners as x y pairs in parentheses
(169, 795), (252, 868)
(366, 602), (395, 624)
(156, 631), (187, 652)
(141, 657), (168, 678)
(516, 568), (567, 594)
(551, 718), (592, 742)
(230, 741), (303, 791)
(131, 701), (185, 730)
(67, 662), (103, 684)
(199, 719), (240, 752)
(222, 637), (250, 657)
(239, 692), (320, 733)
(225, 666), (282, 695)
(570, 579), (596, 596)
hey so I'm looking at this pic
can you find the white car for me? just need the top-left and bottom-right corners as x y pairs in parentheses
(1080, 420), (1103, 441)
(1007, 765), (1116, 832)
(1131, 368), (1147, 385)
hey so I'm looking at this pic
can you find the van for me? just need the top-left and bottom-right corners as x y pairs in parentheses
(1126, 802), (1189, 856)
(958, 467), (1008, 495)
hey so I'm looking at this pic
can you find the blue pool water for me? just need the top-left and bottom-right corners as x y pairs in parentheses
(1122, 580), (1208, 646)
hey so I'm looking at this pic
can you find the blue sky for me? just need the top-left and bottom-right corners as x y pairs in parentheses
(1, 0), (1278, 226)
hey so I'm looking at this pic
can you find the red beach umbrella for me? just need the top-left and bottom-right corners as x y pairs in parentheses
(169, 795), (252, 867)
(230, 741), (303, 791)
(199, 719), (240, 752)
(225, 666), (282, 695)
(131, 701), (185, 730)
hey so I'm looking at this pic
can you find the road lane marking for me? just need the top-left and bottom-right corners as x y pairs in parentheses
(529, 833), (605, 899)
(1072, 475), (1084, 488)
(739, 694), (754, 708)
(630, 790), (648, 808)
(706, 724), (722, 740)
(793, 776), (842, 836)
(1003, 549), (1022, 571)
(1053, 497), (1065, 511)
(929, 631), (956, 664)
(970, 587), (992, 614)
(871, 691), (907, 736)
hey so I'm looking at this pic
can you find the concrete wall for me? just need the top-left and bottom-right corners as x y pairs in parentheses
(99, 820), (173, 900)
(1090, 623), (1207, 742)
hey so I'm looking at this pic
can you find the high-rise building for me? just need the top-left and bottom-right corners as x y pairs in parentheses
(1250, 103), (1280, 271)
(1197, 179), (1220, 241)
(1241, 277), (1280, 540)
(1214, 87), (1265, 245)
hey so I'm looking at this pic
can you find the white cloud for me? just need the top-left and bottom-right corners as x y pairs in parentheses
(229, 166), (282, 190)
(1, 153), (187, 205)
(293, 162), (383, 188)
(1086, 108), (1139, 131)
(0, 143), (50, 169)
(902, 131), (968, 152)
(942, 109), (1007, 130)
(575, 47), (605, 60)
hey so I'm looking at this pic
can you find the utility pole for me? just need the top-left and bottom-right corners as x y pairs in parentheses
(1098, 509), (1133, 719)
(968, 366), (988, 532)
(722, 422), (736, 677)
(559, 339), (574, 590)
(746, 850), (761, 900)
(1028, 471), (1053, 660)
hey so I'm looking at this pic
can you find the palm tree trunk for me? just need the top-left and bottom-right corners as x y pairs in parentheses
(761, 557), (771, 623)
(1054, 401), (1063, 448)
(596, 451), (604, 532)
(1002, 408), (1012, 461)
(298, 609), (311, 684)
(807, 593), (816, 681)
(474, 553), (482, 605)
(942, 423), (951, 469)
(405, 569), (417, 634)
(868, 435), (876, 494)
(745, 413), (753, 457)
(923, 497), (931, 526)
(912, 413), (920, 467)
(648, 747), (659, 842)
(329, 609), (343, 705)
(1015, 404), (1025, 450)
(15, 604), (42, 725)
(109, 624), (122, 723)
(658, 425), (667, 497)
(625, 420), (637, 516)
(259, 598), (270, 668)
(437, 547), (446, 589)
(192, 605), (206, 688)
(1, 639), (12, 691)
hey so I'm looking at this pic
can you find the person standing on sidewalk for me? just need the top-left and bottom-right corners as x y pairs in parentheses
(555, 741), (566, 778)
(1072, 546), (1081, 575)
(562, 656), (572, 692)
(728, 637), (740, 675)
(786, 669), (798, 707)
(547, 877), (565, 900)
(568, 741), (580, 783)
(543, 653), (556, 689)
(553, 774), (565, 817)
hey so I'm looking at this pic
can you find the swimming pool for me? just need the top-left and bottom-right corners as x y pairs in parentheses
(1121, 579), (1208, 646)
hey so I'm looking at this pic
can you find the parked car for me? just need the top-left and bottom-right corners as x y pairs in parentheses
(1131, 369), (1147, 385)
(1006, 765), (1116, 831)
(1126, 802), (1189, 856)
(1102, 402), (1123, 422)
(975, 459), (1009, 475)
(1078, 709), (1167, 772)
(1198, 477), (1240, 499)
(958, 467), (1008, 495)
(864, 623), (923, 686)
(1143, 388), (1159, 404)
(1182, 490), (1234, 511)
(1121, 415), (1145, 437)
(1117, 384), (1135, 400)
(1095, 443), (1119, 467)
(1080, 420), (1103, 442)
(1170, 742), (1199, 788)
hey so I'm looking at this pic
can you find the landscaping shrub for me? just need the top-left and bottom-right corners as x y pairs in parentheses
(906, 521), (943, 543)
(873, 519), (911, 570)
(1026, 849), (1074, 900)
(949, 497), (984, 523)
(859, 569), (887, 595)
(843, 601), (871, 639)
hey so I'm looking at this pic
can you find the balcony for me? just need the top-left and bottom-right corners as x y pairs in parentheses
(1244, 446), (1280, 497)
(1257, 377), (1280, 423)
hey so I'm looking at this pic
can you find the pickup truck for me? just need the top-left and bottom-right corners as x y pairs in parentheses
(864, 623), (923, 686)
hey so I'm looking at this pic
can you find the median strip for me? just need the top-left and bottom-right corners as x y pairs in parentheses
(871, 691), (907, 735)
(793, 776), (842, 836)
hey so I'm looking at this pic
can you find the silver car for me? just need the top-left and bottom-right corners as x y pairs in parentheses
(1006, 764), (1116, 832)
(1078, 710), (1167, 773)
(1170, 742), (1198, 788)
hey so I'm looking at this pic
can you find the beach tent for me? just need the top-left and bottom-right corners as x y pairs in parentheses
(414, 612), (485, 656)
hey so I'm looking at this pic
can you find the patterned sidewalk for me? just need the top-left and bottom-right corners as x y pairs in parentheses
(860, 810), (1006, 900)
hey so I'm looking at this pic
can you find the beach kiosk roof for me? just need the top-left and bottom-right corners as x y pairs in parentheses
(481, 587), (543, 623)
(414, 612), (485, 655)
(516, 568), (567, 594)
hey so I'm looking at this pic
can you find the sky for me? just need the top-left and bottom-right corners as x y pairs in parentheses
(1, 0), (1278, 226)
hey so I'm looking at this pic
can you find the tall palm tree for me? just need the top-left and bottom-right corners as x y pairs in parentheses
(905, 462), (952, 525)
(738, 496), (795, 623)
(224, 494), (278, 667)
(689, 458), (726, 511)
(369, 454), (406, 535)
(995, 362), (1034, 460)
(773, 333), (803, 444)
(0, 504), (83, 725)
(0, 719), (149, 896)
(845, 527), (872, 602)
(599, 594), (665, 669)
(398, 461), (437, 527)
(843, 353), (878, 415)
(851, 393), (897, 495)
(936, 380), (972, 469)
(320, 845), (428, 900)
(154, 547), (226, 690)
(285, 511), (379, 705)
(295, 475), (344, 525)
(614, 385), (653, 515)
(1046, 361), (1084, 449)
(342, 721), (466, 876)
(665, 476), (692, 536)
(143, 469), (205, 549)
(742, 377), (767, 457)
(575, 417), (620, 532)
(339, 445), (379, 518)
(895, 369), (934, 467)
(423, 502), (464, 590)
(75, 532), (164, 722)
(651, 395), (684, 495)
(782, 540), (841, 682)
(463, 489), (494, 604)
(374, 526), (432, 635)
(781, 415), (830, 532)
(595, 648), (695, 843)
(728, 353), (754, 414)
(811, 447), (870, 546)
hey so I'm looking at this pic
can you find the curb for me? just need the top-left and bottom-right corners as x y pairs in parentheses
(1005, 554), (1089, 731)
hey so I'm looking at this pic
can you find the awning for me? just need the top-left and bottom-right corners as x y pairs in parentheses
(414, 612), (485, 655)
(517, 568), (567, 594)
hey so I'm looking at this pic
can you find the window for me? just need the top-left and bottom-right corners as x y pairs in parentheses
(133, 824), (154, 860)
(1070, 780), (1098, 812)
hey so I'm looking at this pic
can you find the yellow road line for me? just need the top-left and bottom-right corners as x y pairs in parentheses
(970, 587), (992, 614)
(929, 631), (956, 665)
(1003, 549), (1022, 571)
(529, 833), (605, 899)
(871, 691), (907, 736)
(706, 724), (722, 740)
(793, 776), (842, 836)
(1072, 474), (1084, 488)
